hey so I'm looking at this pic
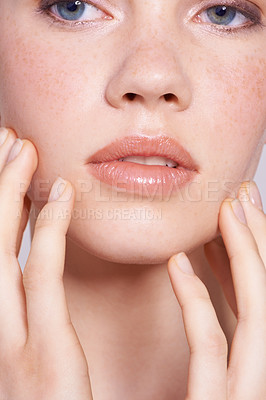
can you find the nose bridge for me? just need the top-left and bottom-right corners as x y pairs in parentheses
(129, 38), (181, 82)
(128, 5), (182, 76)
(132, 0), (175, 37)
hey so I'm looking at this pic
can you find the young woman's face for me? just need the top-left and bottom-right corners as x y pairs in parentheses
(0, 0), (265, 263)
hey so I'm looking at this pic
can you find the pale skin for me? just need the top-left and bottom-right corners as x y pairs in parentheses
(0, 0), (266, 399)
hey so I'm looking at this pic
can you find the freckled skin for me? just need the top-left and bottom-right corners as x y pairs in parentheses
(0, 1), (265, 263)
(1, 4), (266, 398)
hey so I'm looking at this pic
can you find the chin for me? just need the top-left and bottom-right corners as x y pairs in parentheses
(67, 215), (217, 265)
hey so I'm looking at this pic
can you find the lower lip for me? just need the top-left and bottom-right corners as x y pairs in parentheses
(87, 160), (197, 197)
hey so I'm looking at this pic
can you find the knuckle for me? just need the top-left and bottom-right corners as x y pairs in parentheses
(22, 268), (48, 290)
(23, 262), (62, 290)
(237, 308), (266, 325)
(190, 332), (228, 357)
(229, 246), (259, 266)
(22, 271), (38, 292)
(204, 332), (228, 357)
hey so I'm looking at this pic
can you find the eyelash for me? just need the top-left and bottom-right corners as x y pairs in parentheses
(35, 0), (265, 33)
(35, 0), (110, 28)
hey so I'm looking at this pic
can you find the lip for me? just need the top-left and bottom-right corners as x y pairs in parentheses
(87, 135), (198, 170)
(86, 135), (199, 197)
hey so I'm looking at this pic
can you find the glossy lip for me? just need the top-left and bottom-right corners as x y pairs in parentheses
(86, 135), (199, 171)
(85, 134), (199, 198)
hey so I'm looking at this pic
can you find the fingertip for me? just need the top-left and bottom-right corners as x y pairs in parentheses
(167, 254), (179, 278)
(6, 138), (39, 171)
(20, 139), (39, 170)
(219, 197), (236, 220)
(221, 197), (235, 207)
(48, 177), (67, 202)
(48, 177), (74, 203)
(168, 252), (195, 276)
(63, 180), (75, 203)
(1, 127), (17, 141)
(168, 253), (181, 267)
(175, 252), (195, 275)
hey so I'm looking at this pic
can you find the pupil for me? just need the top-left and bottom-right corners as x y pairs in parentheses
(215, 6), (227, 17)
(67, 1), (80, 12)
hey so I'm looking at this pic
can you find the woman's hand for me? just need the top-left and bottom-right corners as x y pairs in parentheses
(0, 128), (93, 399)
(167, 181), (266, 400)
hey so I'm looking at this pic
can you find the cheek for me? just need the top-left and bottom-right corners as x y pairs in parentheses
(0, 31), (104, 204)
(0, 33), (95, 129)
(216, 57), (266, 137)
(198, 55), (266, 181)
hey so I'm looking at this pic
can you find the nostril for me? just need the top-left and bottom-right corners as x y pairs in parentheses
(125, 93), (137, 101)
(164, 93), (175, 102)
(124, 92), (177, 104)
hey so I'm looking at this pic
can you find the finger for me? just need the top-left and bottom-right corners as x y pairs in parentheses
(237, 181), (266, 265)
(168, 253), (228, 400)
(0, 134), (38, 258)
(0, 132), (38, 348)
(204, 181), (266, 319)
(218, 198), (266, 399)
(0, 127), (17, 170)
(219, 198), (265, 322)
(204, 236), (237, 316)
(22, 178), (76, 344)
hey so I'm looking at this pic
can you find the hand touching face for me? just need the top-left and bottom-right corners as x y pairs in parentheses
(0, 127), (93, 399)
(168, 181), (266, 399)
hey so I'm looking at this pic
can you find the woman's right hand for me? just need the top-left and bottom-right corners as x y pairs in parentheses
(0, 128), (93, 400)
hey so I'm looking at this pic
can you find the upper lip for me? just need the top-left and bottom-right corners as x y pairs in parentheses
(87, 135), (199, 171)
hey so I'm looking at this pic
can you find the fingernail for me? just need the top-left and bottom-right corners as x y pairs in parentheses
(249, 181), (263, 211)
(48, 177), (67, 202)
(0, 127), (9, 145)
(231, 199), (247, 225)
(174, 252), (194, 275)
(238, 181), (263, 211)
(6, 139), (23, 164)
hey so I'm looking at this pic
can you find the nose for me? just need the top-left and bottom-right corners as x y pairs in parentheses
(105, 40), (192, 113)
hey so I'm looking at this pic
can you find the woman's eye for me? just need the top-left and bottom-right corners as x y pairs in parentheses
(45, 1), (107, 24)
(37, 1), (263, 31)
(195, 4), (256, 28)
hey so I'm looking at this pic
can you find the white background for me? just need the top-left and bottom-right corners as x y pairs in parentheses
(18, 147), (266, 271)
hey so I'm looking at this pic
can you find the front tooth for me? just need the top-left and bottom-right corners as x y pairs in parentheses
(119, 156), (146, 165)
(118, 156), (178, 167)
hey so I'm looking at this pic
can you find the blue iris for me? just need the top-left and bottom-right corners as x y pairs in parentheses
(56, 1), (86, 21)
(207, 6), (236, 25)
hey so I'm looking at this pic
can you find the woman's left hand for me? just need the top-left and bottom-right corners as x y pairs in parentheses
(167, 180), (266, 400)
